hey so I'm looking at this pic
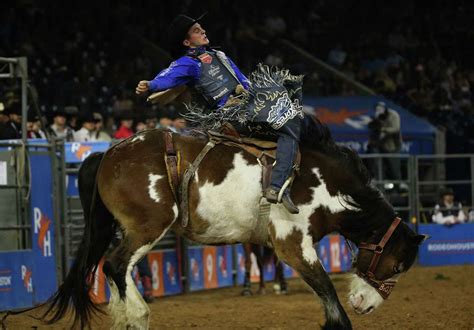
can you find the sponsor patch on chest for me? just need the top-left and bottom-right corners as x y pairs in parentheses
(198, 53), (213, 64)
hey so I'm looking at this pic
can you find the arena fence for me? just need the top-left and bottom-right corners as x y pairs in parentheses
(0, 140), (64, 309)
(0, 140), (472, 310)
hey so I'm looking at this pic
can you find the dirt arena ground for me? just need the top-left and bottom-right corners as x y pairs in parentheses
(2, 265), (473, 329)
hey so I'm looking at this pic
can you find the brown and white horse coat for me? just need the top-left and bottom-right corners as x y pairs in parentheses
(41, 119), (425, 330)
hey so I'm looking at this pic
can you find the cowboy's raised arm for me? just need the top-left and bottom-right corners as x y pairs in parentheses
(136, 56), (200, 94)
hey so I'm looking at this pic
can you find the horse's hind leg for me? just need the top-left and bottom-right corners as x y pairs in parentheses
(104, 209), (178, 329)
(254, 245), (266, 295)
(103, 237), (131, 329)
(241, 243), (252, 296)
(269, 222), (352, 329)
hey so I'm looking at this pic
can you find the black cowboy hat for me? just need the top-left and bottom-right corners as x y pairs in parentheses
(80, 112), (99, 124)
(166, 13), (206, 57)
(51, 108), (68, 118)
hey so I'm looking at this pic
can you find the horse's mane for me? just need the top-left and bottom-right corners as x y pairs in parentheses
(300, 115), (396, 232)
(300, 115), (371, 186)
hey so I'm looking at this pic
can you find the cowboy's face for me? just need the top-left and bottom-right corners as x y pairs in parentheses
(183, 23), (209, 48)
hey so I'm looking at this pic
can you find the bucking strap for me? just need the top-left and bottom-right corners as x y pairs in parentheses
(258, 155), (274, 192)
(163, 131), (180, 200)
(179, 137), (220, 227)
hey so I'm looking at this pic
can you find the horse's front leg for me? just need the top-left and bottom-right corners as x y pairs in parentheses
(274, 258), (288, 294)
(269, 221), (352, 330)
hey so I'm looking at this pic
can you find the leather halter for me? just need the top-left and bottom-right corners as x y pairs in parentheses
(356, 217), (401, 299)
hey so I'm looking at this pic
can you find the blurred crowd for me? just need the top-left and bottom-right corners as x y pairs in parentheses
(0, 100), (187, 141)
(0, 0), (472, 151)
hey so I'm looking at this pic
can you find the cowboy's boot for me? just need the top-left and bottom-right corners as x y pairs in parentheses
(264, 188), (279, 203)
(264, 188), (299, 214)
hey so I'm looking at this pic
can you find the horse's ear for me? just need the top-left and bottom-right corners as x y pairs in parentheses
(414, 234), (430, 245)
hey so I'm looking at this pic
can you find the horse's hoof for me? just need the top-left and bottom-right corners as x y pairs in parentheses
(273, 283), (281, 294)
(241, 289), (252, 296)
(257, 288), (266, 295)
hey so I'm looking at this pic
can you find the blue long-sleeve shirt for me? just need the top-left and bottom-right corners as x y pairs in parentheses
(148, 48), (250, 107)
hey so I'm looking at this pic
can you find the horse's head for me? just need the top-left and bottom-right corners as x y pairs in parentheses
(349, 218), (428, 314)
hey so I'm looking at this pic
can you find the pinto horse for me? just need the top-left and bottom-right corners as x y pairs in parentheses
(41, 117), (426, 329)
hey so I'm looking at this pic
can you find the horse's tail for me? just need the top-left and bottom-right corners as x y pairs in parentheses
(42, 152), (116, 328)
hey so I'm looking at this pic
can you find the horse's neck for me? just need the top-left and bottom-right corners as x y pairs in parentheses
(299, 150), (376, 244)
(335, 207), (394, 245)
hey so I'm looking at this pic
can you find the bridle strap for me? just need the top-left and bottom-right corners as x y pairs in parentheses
(359, 217), (401, 278)
(355, 217), (402, 299)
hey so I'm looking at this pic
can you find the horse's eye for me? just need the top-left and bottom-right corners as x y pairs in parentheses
(393, 265), (401, 274)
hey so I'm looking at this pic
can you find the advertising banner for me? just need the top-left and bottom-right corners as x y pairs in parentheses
(29, 153), (57, 303)
(64, 142), (110, 163)
(418, 224), (474, 266)
(148, 252), (164, 297)
(235, 244), (246, 285)
(317, 235), (352, 273)
(0, 251), (34, 310)
(187, 247), (204, 291)
(203, 247), (218, 289)
(304, 96), (436, 155)
(216, 246), (233, 287)
(162, 250), (181, 295)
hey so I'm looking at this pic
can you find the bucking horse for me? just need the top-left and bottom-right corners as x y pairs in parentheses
(38, 116), (426, 329)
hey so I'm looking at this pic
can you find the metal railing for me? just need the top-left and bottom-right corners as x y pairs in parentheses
(359, 153), (473, 228)
(360, 154), (415, 220)
(0, 142), (31, 250)
(0, 141), (65, 260)
(415, 154), (474, 225)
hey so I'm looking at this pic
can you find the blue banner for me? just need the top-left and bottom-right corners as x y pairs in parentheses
(339, 238), (353, 271)
(0, 251), (34, 310)
(316, 235), (352, 273)
(66, 173), (79, 196)
(282, 263), (295, 278)
(163, 250), (182, 295)
(1, 140), (110, 163)
(187, 247), (204, 291)
(235, 244), (246, 285)
(216, 246), (233, 287)
(418, 223), (474, 266)
(317, 238), (331, 271)
(263, 259), (276, 282)
(304, 96), (436, 154)
(29, 153), (58, 303)
(64, 142), (110, 163)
